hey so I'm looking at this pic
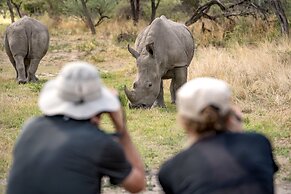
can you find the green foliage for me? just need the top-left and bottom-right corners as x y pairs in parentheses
(180, 0), (200, 13)
(64, 0), (117, 25)
(282, 0), (291, 19)
(222, 18), (281, 45)
(22, 0), (46, 15)
(42, 0), (65, 17)
(137, 0), (185, 21)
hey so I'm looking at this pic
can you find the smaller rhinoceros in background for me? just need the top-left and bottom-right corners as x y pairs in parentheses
(4, 16), (49, 84)
(125, 15), (194, 108)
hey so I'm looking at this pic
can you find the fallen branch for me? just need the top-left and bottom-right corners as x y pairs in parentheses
(185, 0), (270, 26)
(185, 0), (225, 25)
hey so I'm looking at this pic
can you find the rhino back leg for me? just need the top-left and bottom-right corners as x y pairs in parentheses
(14, 55), (26, 84)
(152, 80), (165, 108)
(27, 58), (40, 82)
(170, 66), (188, 104)
(24, 58), (30, 78)
(4, 36), (18, 79)
(170, 80), (175, 104)
(6, 29), (29, 83)
(26, 31), (49, 82)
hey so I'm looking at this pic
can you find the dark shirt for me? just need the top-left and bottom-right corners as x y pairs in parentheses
(158, 132), (278, 194)
(7, 115), (132, 194)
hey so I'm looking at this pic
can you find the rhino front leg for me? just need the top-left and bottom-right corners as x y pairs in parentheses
(170, 80), (175, 104)
(27, 58), (40, 82)
(152, 80), (165, 108)
(14, 55), (26, 84)
(171, 66), (188, 104)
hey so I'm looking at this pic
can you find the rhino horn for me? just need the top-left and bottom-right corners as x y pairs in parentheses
(127, 45), (140, 59)
(124, 85), (136, 103)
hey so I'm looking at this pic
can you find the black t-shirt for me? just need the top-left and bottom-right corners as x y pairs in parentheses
(158, 132), (278, 194)
(7, 115), (132, 194)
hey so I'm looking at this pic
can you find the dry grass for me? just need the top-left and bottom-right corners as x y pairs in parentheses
(189, 40), (291, 107)
(187, 40), (291, 181)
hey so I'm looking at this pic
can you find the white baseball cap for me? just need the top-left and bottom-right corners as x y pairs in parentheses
(38, 61), (120, 120)
(176, 77), (231, 121)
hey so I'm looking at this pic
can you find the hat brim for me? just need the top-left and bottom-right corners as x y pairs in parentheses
(38, 80), (120, 120)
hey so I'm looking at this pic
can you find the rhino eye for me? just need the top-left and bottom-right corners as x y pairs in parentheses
(148, 82), (152, 88)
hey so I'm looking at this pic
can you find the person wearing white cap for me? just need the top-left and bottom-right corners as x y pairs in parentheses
(158, 77), (278, 194)
(6, 61), (145, 194)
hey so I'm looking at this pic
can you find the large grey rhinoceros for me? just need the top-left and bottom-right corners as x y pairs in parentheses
(4, 16), (49, 84)
(125, 15), (194, 108)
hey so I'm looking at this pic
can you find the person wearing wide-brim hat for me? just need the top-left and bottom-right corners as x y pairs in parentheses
(6, 62), (145, 194)
(158, 77), (278, 194)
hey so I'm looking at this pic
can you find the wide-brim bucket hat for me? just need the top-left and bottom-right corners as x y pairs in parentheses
(38, 61), (120, 120)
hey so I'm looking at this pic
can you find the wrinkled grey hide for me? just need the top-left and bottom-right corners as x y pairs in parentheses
(125, 15), (194, 108)
(4, 16), (49, 84)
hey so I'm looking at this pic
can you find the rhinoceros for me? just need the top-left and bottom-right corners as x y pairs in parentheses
(4, 16), (49, 84)
(125, 16), (194, 108)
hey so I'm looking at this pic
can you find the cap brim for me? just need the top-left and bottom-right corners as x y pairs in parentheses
(38, 80), (120, 120)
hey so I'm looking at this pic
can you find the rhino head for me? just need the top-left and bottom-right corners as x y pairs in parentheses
(125, 43), (161, 108)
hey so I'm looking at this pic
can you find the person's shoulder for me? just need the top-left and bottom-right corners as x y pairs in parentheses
(21, 116), (46, 131)
(226, 131), (272, 148)
(159, 148), (190, 176)
(235, 131), (270, 142)
(79, 124), (120, 149)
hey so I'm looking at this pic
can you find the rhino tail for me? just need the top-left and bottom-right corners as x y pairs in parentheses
(26, 28), (32, 59)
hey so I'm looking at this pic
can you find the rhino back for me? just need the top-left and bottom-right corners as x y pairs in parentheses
(136, 16), (194, 71)
(5, 16), (49, 59)
(5, 18), (29, 57)
(26, 17), (49, 58)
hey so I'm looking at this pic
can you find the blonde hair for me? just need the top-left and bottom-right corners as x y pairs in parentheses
(182, 106), (231, 134)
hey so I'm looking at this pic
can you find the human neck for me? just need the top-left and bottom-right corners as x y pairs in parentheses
(185, 130), (216, 147)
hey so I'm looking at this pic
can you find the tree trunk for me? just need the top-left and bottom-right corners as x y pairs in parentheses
(151, 0), (156, 23)
(79, 0), (96, 34)
(130, 0), (135, 22)
(269, 0), (289, 36)
(136, 0), (140, 24)
(130, 0), (140, 25)
(150, 0), (160, 23)
(6, 0), (15, 23)
(11, 0), (22, 18)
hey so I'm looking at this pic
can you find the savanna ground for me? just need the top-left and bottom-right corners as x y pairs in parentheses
(0, 16), (290, 193)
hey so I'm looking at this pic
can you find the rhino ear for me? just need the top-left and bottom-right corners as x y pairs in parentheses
(146, 42), (154, 57)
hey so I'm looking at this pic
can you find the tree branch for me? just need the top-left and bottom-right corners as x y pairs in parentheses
(156, 0), (161, 9)
(185, 0), (227, 26)
(94, 15), (110, 27)
(11, 0), (22, 18)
